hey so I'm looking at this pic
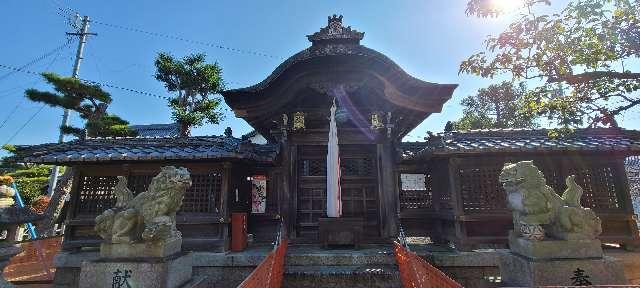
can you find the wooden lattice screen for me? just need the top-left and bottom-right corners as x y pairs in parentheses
(76, 176), (119, 215)
(456, 158), (626, 214)
(399, 172), (433, 210)
(76, 172), (223, 216)
(459, 166), (508, 214)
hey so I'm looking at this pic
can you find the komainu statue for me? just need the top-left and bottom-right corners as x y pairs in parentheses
(95, 166), (192, 244)
(499, 161), (602, 241)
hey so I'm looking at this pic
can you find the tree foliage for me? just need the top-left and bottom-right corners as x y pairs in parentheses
(461, 0), (640, 128)
(1, 145), (61, 204)
(154, 52), (225, 137)
(25, 72), (137, 138)
(449, 81), (539, 130)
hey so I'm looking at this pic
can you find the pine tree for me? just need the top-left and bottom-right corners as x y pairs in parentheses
(25, 72), (137, 139)
(154, 52), (225, 137)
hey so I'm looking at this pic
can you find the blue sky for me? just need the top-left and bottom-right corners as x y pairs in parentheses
(1, 0), (638, 153)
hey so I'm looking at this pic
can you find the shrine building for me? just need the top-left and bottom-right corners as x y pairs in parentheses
(14, 15), (640, 254)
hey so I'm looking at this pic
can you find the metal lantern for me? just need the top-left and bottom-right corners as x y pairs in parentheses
(293, 111), (305, 130)
(370, 113), (384, 129)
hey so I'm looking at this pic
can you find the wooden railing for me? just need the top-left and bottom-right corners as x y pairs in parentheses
(393, 241), (462, 288)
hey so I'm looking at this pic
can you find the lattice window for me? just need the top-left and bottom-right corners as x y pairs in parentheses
(568, 166), (621, 211)
(400, 173), (433, 210)
(127, 174), (154, 195)
(459, 166), (507, 214)
(183, 172), (222, 214)
(300, 159), (326, 176)
(341, 158), (374, 177)
(76, 172), (222, 216)
(76, 176), (118, 215)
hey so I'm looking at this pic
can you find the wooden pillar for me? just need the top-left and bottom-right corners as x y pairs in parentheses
(614, 156), (640, 250)
(285, 143), (297, 238)
(377, 142), (398, 238)
(62, 167), (82, 251)
(220, 162), (232, 250)
(448, 157), (469, 250)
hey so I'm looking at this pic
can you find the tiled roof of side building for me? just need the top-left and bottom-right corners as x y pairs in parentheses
(12, 135), (279, 164)
(129, 123), (180, 138)
(401, 128), (640, 160)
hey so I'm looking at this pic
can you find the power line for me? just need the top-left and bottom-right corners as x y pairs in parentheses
(91, 19), (282, 59)
(2, 104), (46, 146)
(0, 38), (74, 83)
(0, 62), (170, 101)
(0, 43), (67, 129)
(0, 101), (24, 130)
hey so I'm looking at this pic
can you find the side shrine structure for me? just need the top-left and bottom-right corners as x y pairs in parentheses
(12, 14), (640, 271)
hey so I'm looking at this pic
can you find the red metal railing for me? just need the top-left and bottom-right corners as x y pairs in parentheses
(394, 241), (462, 288)
(237, 238), (288, 288)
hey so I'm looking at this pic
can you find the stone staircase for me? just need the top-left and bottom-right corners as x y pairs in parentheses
(282, 245), (401, 288)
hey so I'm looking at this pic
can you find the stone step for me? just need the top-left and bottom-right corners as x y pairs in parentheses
(286, 245), (396, 266)
(283, 264), (401, 288)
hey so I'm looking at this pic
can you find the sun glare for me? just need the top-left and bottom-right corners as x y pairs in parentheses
(491, 0), (524, 12)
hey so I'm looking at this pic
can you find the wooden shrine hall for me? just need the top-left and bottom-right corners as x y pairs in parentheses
(13, 15), (640, 252)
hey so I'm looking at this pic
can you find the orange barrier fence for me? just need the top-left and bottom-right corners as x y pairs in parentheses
(3, 236), (62, 285)
(394, 241), (462, 288)
(238, 238), (288, 288)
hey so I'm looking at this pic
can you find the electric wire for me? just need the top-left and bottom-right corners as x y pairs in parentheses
(0, 44), (67, 130)
(91, 20), (282, 59)
(0, 63), (170, 101)
(2, 104), (47, 146)
(0, 38), (74, 83)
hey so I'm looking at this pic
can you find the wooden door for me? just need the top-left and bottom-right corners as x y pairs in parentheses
(296, 145), (379, 239)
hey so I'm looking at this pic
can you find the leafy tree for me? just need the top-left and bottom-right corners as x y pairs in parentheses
(25, 72), (137, 138)
(461, 0), (640, 128)
(449, 82), (539, 130)
(1, 146), (62, 204)
(154, 52), (225, 137)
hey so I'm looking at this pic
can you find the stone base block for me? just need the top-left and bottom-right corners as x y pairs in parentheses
(79, 253), (192, 288)
(100, 237), (181, 258)
(509, 233), (603, 259)
(499, 251), (627, 286)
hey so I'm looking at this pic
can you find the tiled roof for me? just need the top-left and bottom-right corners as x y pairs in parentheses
(130, 123), (179, 137)
(400, 142), (428, 159)
(403, 128), (640, 159)
(13, 136), (279, 164)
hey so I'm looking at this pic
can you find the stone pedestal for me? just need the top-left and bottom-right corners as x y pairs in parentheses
(499, 252), (627, 286)
(79, 253), (192, 288)
(100, 237), (181, 258)
(500, 235), (627, 286)
(508, 233), (604, 259)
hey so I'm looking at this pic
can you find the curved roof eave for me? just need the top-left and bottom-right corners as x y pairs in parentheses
(222, 44), (458, 101)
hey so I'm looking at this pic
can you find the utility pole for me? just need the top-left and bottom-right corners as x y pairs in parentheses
(47, 13), (96, 196)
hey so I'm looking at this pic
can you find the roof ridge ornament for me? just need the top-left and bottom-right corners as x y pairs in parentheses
(307, 14), (364, 45)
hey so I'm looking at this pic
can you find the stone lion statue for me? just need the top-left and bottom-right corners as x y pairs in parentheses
(499, 161), (602, 241)
(95, 166), (192, 243)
